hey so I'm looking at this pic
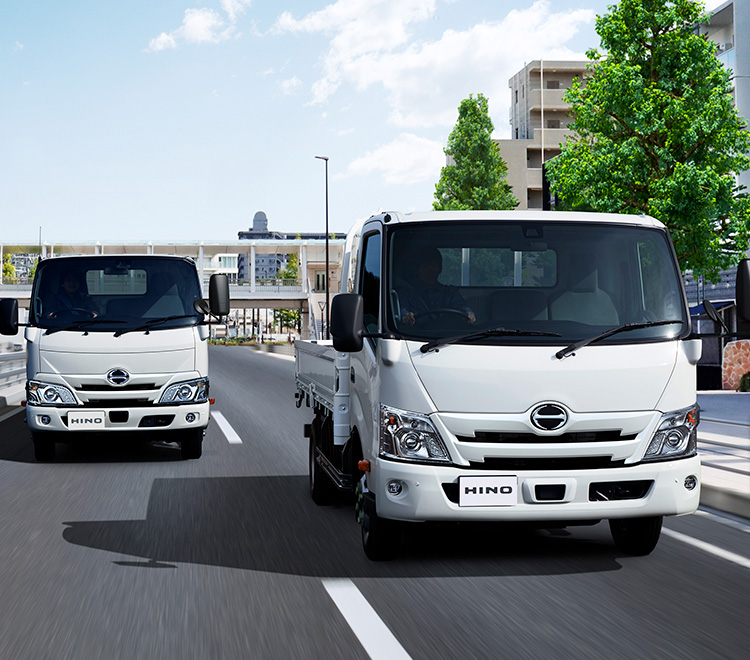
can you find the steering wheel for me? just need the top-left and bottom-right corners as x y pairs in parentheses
(413, 308), (469, 321)
(50, 308), (97, 320)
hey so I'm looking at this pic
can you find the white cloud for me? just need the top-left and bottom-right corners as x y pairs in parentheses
(12, 41), (24, 52)
(279, 76), (303, 95)
(146, 32), (178, 52)
(274, 0), (437, 103)
(221, 0), (252, 22)
(337, 133), (444, 185)
(274, 0), (595, 135)
(146, 2), (252, 52)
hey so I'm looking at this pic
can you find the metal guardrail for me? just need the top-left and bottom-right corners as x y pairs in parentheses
(0, 352), (25, 390)
(699, 418), (750, 480)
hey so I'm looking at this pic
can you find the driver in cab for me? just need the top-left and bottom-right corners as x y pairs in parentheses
(398, 247), (475, 325)
(45, 269), (99, 318)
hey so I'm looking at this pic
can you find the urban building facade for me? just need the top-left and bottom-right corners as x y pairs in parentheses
(237, 210), (336, 290)
(497, 60), (588, 209)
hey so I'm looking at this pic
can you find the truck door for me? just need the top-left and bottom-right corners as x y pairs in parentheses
(351, 229), (382, 459)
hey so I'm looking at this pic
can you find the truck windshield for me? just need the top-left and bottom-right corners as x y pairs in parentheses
(387, 221), (688, 346)
(30, 257), (204, 332)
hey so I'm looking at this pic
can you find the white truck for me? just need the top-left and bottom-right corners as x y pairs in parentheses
(0, 255), (229, 461)
(295, 210), (750, 560)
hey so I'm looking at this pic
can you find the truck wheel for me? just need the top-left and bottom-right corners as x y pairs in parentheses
(361, 507), (402, 561)
(181, 430), (203, 460)
(609, 516), (663, 556)
(357, 480), (401, 561)
(309, 435), (335, 505)
(33, 434), (55, 463)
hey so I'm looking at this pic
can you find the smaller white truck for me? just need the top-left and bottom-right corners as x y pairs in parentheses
(0, 255), (229, 461)
(295, 210), (750, 560)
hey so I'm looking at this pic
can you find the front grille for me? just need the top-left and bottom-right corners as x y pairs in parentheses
(76, 384), (156, 392)
(467, 457), (626, 470)
(82, 399), (151, 408)
(456, 431), (636, 443)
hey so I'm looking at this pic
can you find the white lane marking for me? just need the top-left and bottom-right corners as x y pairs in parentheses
(0, 406), (24, 424)
(663, 528), (750, 569)
(212, 411), (243, 444)
(322, 579), (412, 660)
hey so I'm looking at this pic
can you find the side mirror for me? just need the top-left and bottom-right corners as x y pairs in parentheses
(736, 258), (750, 322)
(208, 274), (230, 317)
(703, 299), (729, 333)
(330, 293), (364, 352)
(0, 299), (19, 336)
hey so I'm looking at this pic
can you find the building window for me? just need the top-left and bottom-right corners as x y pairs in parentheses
(547, 119), (561, 129)
(515, 90), (518, 103)
(546, 80), (560, 90)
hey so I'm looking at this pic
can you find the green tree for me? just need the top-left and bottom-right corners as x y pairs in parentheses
(3, 254), (15, 280)
(546, 0), (750, 281)
(277, 253), (299, 281)
(273, 308), (301, 334)
(433, 94), (518, 211)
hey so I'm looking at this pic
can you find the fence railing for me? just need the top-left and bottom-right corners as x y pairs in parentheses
(698, 421), (750, 480)
(0, 352), (25, 394)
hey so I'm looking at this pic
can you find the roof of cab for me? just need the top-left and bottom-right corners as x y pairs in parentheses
(365, 209), (665, 229)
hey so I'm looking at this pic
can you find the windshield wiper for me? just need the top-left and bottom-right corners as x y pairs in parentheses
(555, 320), (684, 360)
(420, 327), (562, 354)
(114, 315), (198, 337)
(45, 319), (127, 335)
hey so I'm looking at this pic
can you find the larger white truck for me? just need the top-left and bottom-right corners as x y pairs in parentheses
(295, 210), (750, 560)
(0, 255), (229, 462)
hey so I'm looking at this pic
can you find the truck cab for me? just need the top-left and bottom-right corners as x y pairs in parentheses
(0, 255), (229, 461)
(297, 210), (749, 560)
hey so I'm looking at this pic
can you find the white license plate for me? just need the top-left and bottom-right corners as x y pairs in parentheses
(68, 411), (106, 430)
(459, 476), (518, 507)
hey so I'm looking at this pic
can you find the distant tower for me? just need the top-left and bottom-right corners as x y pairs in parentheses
(252, 211), (269, 234)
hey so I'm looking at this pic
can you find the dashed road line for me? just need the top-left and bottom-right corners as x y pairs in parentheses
(322, 579), (412, 660)
(663, 528), (750, 569)
(212, 411), (243, 444)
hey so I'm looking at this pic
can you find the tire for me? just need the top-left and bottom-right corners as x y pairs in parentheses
(309, 430), (335, 505)
(609, 516), (663, 556)
(33, 434), (55, 463)
(180, 429), (203, 460)
(357, 479), (402, 561)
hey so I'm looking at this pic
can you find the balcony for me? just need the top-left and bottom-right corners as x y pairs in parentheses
(526, 88), (569, 111)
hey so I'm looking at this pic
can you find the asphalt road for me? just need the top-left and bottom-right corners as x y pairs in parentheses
(0, 345), (748, 660)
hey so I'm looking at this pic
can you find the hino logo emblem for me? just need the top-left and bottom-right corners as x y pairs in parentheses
(106, 368), (130, 386)
(531, 403), (568, 431)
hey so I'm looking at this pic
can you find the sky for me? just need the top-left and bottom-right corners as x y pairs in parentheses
(0, 0), (728, 243)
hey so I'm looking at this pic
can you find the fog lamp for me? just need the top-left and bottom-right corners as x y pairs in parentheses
(684, 475), (698, 491)
(185, 412), (196, 423)
(387, 480), (403, 495)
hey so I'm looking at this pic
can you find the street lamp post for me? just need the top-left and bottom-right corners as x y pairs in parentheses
(315, 155), (330, 339)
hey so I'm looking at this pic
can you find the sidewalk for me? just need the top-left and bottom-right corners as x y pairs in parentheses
(697, 392), (750, 520)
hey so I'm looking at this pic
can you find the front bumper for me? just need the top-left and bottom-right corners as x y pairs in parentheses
(372, 455), (701, 522)
(26, 402), (210, 433)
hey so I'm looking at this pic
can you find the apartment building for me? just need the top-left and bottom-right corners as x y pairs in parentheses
(496, 60), (588, 209)
(696, 0), (749, 194)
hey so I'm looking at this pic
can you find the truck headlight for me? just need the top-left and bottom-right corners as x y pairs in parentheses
(158, 378), (209, 405)
(27, 380), (78, 407)
(380, 404), (451, 464)
(642, 404), (699, 462)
